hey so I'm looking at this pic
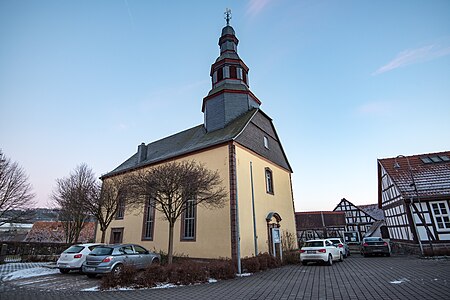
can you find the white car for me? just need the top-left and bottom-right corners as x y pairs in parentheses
(328, 238), (350, 258)
(57, 243), (102, 274)
(300, 239), (343, 265)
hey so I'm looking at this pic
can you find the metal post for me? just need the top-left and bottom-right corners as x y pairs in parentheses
(250, 162), (258, 255)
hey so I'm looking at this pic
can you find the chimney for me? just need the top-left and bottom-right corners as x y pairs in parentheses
(137, 142), (147, 164)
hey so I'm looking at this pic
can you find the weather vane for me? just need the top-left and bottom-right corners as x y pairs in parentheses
(224, 8), (232, 26)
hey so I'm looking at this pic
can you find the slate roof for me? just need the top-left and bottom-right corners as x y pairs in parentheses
(357, 204), (385, 221)
(102, 109), (292, 179)
(295, 211), (346, 231)
(378, 151), (450, 199)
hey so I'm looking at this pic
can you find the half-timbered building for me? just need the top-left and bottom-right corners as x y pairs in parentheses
(295, 211), (346, 242)
(333, 198), (385, 244)
(378, 151), (450, 255)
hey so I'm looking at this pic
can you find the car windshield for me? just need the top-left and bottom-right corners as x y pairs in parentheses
(329, 239), (341, 244)
(305, 241), (324, 247)
(63, 245), (84, 254)
(90, 246), (114, 256)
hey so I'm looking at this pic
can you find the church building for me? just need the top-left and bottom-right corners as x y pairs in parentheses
(97, 15), (297, 260)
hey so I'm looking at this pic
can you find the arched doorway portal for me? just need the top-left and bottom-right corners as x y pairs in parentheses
(266, 212), (282, 259)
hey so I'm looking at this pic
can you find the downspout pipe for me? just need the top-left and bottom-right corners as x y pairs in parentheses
(250, 162), (258, 255)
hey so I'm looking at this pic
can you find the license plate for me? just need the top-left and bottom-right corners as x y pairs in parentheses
(307, 250), (315, 254)
(84, 267), (95, 272)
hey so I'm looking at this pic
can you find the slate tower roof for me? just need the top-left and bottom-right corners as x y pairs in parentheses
(202, 18), (261, 132)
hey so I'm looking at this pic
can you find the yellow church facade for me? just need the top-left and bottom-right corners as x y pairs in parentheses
(97, 20), (296, 261)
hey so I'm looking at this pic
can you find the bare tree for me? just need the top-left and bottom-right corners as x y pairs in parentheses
(84, 176), (131, 243)
(131, 160), (227, 264)
(52, 163), (97, 243)
(0, 150), (35, 226)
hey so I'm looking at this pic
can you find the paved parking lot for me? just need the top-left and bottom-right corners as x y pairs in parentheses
(1, 255), (449, 300)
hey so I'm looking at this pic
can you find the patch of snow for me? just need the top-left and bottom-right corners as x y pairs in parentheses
(389, 278), (410, 284)
(208, 278), (218, 283)
(3, 267), (59, 281)
(81, 286), (100, 292)
(153, 283), (179, 289)
(236, 273), (252, 277)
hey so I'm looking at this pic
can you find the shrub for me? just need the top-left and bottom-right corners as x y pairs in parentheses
(135, 264), (168, 288)
(242, 256), (260, 273)
(157, 249), (189, 265)
(100, 265), (138, 290)
(257, 254), (269, 271)
(208, 259), (236, 280)
(266, 254), (281, 268)
(282, 250), (300, 265)
(167, 261), (209, 285)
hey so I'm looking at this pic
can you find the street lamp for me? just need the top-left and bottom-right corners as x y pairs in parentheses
(394, 155), (434, 256)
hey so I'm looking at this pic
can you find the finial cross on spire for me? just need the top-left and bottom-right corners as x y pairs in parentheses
(224, 8), (232, 26)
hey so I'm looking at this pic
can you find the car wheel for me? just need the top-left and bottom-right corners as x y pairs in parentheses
(112, 264), (123, 276)
(326, 255), (333, 266)
(339, 253), (344, 262)
(59, 269), (70, 274)
(152, 258), (160, 264)
(86, 274), (97, 279)
(301, 261), (307, 266)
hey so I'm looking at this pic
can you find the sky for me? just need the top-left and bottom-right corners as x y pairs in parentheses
(1, 0), (449, 211)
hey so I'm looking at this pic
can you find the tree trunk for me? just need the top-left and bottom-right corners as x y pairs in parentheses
(101, 230), (106, 243)
(168, 222), (174, 264)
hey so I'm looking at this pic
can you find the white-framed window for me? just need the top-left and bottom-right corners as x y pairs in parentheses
(264, 136), (269, 149)
(142, 197), (155, 240)
(431, 201), (450, 231)
(116, 196), (125, 219)
(182, 198), (196, 240)
(265, 167), (274, 194)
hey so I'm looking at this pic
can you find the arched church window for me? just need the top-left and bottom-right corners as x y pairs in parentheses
(265, 167), (274, 195)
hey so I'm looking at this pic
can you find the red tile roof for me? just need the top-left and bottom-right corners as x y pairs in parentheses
(378, 151), (450, 199)
(25, 221), (95, 243)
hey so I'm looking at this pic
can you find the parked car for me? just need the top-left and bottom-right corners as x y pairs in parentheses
(329, 238), (350, 258)
(57, 243), (102, 274)
(82, 244), (161, 278)
(300, 239), (343, 265)
(361, 237), (390, 257)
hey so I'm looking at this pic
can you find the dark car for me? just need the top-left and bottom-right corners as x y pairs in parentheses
(82, 244), (160, 278)
(361, 237), (390, 257)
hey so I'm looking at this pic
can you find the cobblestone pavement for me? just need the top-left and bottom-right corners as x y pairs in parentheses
(0, 263), (49, 278)
(1, 255), (449, 300)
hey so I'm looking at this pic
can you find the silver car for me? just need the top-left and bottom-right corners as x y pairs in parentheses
(82, 244), (161, 278)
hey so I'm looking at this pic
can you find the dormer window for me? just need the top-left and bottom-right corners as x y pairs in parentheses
(264, 136), (269, 149)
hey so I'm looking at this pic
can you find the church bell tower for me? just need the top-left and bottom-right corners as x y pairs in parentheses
(202, 9), (261, 132)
